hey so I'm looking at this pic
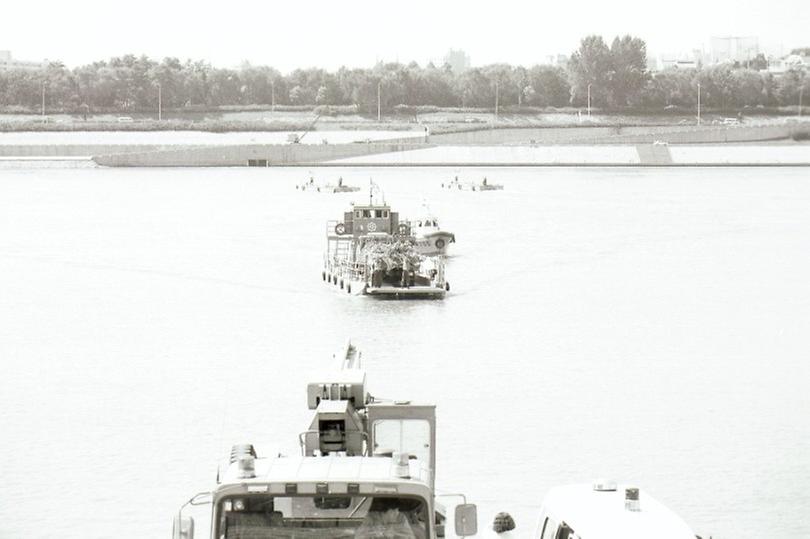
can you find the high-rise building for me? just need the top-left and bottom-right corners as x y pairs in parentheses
(0, 50), (45, 71)
(442, 49), (470, 74)
(710, 36), (759, 64)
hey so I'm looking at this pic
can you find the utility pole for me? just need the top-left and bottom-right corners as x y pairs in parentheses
(697, 82), (701, 126)
(377, 81), (381, 122)
(157, 83), (162, 121)
(494, 81), (499, 122)
(587, 83), (592, 118)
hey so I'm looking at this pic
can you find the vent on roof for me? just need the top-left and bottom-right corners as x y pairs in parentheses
(230, 444), (257, 464)
(625, 488), (641, 512)
(592, 479), (617, 492)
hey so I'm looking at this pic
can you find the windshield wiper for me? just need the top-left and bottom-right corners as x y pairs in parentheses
(348, 497), (369, 518)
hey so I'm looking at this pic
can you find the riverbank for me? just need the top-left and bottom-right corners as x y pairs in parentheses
(2, 123), (808, 166)
(1, 107), (804, 134)
(82, 142), (810, 167)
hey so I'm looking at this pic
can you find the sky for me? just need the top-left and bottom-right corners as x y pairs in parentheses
(3, 0), (809, 71)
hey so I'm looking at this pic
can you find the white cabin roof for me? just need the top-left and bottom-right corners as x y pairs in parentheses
(220, 455), (429, 487)
(539, 483), (694, 539)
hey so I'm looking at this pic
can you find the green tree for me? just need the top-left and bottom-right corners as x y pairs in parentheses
(527, 65), (570, 107)
(568, 35), (612, 107)
(608, 35), (648, 106)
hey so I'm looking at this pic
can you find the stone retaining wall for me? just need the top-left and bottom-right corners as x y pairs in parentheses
(92, 142), (434, 167)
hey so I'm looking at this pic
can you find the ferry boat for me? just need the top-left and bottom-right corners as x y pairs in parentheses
(171, 339), (479, 539)
(323, 191), (449, 298)
(442, 175), (504, 191)
(297, 175), (361, 193)
(408, 204), (456, 256)
(533, 480), (697, 539)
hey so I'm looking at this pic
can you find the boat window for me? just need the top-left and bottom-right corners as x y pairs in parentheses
(540, 517), (557, 539)
(355, 211), (361, 218)
(217, 494), (428, 539)
(383, 210), (389, 218)
(372, 419), (431, 471)
(363, 210), (371, 218)
(555, 522), (575, 539)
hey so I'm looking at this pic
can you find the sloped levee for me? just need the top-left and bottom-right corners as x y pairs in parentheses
(92, 142), (433, 167)
(0, 144), (169, 157)
(426, 124), (796, 145)
(636, 144), (673, 165)
(324, 144), (810, 166)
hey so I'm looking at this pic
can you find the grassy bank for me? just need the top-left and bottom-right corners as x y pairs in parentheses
(1, 106), (806, 135)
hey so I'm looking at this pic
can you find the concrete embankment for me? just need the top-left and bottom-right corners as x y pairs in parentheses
(327, 144), (810, 166)
(426, 124), (796, 145)
(88, 142), (810, 167)
(92, 142), (434, 167)
(2, 123), (807, 166)
(0, 144), (168, 157)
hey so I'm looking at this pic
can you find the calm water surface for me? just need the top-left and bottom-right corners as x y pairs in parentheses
(1, 166), (808, 539)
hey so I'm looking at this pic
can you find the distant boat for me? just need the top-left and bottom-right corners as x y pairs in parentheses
(323, 186), (449, 298)
(442, 175), (503, 191)
(297, 175), (361, 193)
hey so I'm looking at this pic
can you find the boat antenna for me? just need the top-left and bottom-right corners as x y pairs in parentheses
(369, 178), (385, 205)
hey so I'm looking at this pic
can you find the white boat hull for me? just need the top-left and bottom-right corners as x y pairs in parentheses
(365, 285), (446, 298)
(413, 231), (455, 256)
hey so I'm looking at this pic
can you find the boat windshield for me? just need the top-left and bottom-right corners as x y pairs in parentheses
(216, 494), (428, 539)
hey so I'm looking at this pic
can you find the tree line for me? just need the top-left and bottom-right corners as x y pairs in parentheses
(0, 36), (807, 115)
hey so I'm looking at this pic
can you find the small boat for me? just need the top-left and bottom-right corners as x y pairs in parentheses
(535, 481), (697, 539)
(442, 175), (503, 191)
(408, 204), (456, 256)
(297, 175), (361, 193)
(323, 186), (449, 298)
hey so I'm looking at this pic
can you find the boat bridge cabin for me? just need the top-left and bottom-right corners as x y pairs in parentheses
(339, 203), (402, 238)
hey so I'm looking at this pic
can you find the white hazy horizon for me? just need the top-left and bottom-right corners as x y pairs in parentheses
(3, 0), (809, 71)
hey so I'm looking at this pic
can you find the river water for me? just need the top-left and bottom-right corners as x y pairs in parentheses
(0, 165), (808, 539)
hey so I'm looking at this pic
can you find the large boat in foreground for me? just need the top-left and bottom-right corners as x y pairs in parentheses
(171, 340), (478, 539)
(323, 192), (449, 298)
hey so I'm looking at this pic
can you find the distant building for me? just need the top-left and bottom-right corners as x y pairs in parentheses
(660, 58), (699, 70)
(766, 54), (809, 74)
(443, 49), (470, 74)
(0, 50), (45, 71)
(544, 54), (569, 67)
(710, 36), (759, 64)
(648, 49), (703, 72)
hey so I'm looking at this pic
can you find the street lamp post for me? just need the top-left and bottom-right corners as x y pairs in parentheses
(587, 83), (592, 118)
(697, 82), (701, 126)
(495, 81), (499, 123)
